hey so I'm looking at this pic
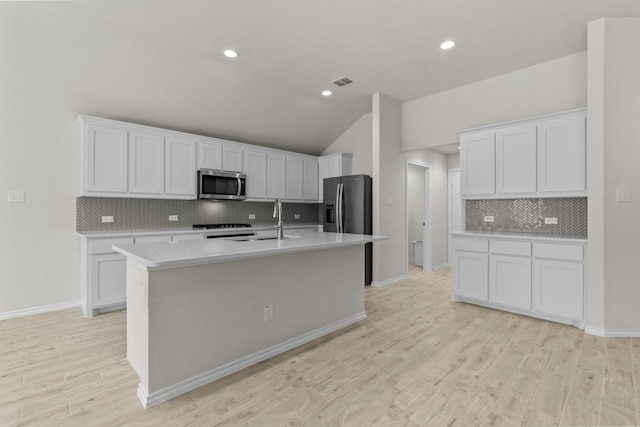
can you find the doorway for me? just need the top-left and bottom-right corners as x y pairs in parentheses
(406, 161), (431, 272)
(448, 168), (461, 265)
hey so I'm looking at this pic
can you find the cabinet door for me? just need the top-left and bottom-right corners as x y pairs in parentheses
(244, 148), (267, 199)
(495, 124), (537, 195)
(286, 156), (303, 200)
(198, 138), (223, 170)
(223, 144), (244, 172)
(303, 158), (319, 201)
(489, 255), (531, 309)
(267, 152), (286, 200)
(165, 136), (197, 197)
(84, 124), (128, 193)
(460, 131), (495, 197)
(452, 251), (488, 301)
(90, 253), (127, 308)
(537, 114), (586, 193)
(532, 259), (583, 320)
(129, 131), (165, 194)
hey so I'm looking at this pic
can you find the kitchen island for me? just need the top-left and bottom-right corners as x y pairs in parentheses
(113, 232), (385, 408)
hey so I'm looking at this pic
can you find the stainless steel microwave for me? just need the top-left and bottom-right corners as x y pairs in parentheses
(197, 169), (246, 200)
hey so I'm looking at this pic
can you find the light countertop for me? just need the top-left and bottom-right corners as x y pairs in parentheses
(451, 231), (587, 244)
(76, 224), (321, 238)
(113, 232), (385, 270)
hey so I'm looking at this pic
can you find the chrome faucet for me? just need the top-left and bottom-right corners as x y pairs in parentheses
(273, 199), (284, 240)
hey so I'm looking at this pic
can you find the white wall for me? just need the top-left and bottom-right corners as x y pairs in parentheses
(447, 153), (460, 169)
(402, 52), (587, 150)
(588, 18), (640, 333)
(322, 113), (373, 176)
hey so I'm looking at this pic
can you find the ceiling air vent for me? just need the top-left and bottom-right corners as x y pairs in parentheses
(331, 76), (354, 87)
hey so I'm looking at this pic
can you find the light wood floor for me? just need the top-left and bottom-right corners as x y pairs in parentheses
(1, 266), (639, 426)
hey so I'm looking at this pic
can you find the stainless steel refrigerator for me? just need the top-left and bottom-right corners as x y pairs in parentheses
(323, 174), (373, 285)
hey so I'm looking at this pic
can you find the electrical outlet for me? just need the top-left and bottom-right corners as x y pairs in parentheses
(484, 215), (494, 223)
(544, 217), (558, 225)
(294, 214), (300, 219)
(7, 190), (25, 203)
(386, 196), (393, 206)
(248, 214), (256, 220)
(169, 215), (178, 221)
(264, 304), (273, 322)
(101, 216), (114, 223)
(616, 188), (631, 202)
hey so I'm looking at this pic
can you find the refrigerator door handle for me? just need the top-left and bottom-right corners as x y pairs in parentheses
(337, 183), (343, 233)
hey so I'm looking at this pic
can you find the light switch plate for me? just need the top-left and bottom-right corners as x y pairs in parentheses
(248, 214), (256, 220)
(294, 214), (300, 219)
(544, 217), (558, 225)
(484, 215), (494, 223)
(169, 215), (178, 221)
(386, 196), (393, 206)
(101, 216), (114, 223)
(616, 188), (631, 202)
(7, 190), (25, 203)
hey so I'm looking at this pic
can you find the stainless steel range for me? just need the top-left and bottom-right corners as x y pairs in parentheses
(193, 223), (254, 239)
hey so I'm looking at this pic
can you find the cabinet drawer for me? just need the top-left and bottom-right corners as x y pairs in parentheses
(89, 238), (134, 254)
(490, 240), (531, 257)
(135, 235), (171, 244)
(453, 237), (488, 252)
(534, 243), (583, 261)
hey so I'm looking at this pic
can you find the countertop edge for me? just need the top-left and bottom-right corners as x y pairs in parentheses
(451, 231), (587, 244)
(77, 224), (321, 238)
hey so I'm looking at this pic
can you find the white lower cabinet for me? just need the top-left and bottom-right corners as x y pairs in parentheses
(489, 255), (531, 309)
(452, 234), (585, 327)
(533, 259), (583, 320)
(452, 251), (488, 301)
(80, 232), (203, 317)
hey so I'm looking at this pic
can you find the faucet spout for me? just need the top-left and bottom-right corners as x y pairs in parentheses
(273, 199), (284, 240)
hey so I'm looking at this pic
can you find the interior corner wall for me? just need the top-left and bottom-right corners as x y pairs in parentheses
(0, 105), (80, 315)
(407, 164), (425, 262)
(401, 52), (587, 151)
(322, 113), (373, 176)
(372, 93), (406, 284)
(588, 17), (640, 332)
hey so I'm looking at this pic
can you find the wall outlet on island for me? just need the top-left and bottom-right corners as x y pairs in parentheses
(169, 215), (178, 221)
(264, 304), (273, 322)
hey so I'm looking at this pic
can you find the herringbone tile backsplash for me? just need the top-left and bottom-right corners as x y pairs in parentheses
(76, 197), (320, 232)
(466, 198), (587, 237)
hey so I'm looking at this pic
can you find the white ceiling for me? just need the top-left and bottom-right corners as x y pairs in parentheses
(3, 1), (640, 155)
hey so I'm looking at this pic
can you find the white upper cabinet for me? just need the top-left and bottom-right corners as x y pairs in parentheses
(223, 144), (244, 172)
(495, 124), (537, 195)
(267, 152), (286, 200)
(318, 153), (352, 202)
(460, 131), (495, 197)
(198, 137), (244, 172)
(165, 136), (197, 197)
(244, 148), (268, 199)
(83, 123), (128, 194)
(129, 131), (165, 195)
(537, 114), (586, 194)
(197, 138), (223, 170)
(303, 158), (319, 201)
(459, 108), (586, 199)
(286, 156), (303, 200)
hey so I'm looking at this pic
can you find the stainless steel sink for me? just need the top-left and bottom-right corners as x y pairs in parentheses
(227, 235), (300, 242)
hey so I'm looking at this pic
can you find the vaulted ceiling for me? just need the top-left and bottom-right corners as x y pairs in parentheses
(3, 1), (640, 154)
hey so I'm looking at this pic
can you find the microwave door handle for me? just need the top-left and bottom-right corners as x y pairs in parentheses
(237, 177), (242, 196)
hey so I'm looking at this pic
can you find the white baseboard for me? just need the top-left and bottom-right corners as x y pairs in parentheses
(138, 311), (368, 408)
(432, 263), (449, 271)
(585, 326), (640, 337)
(0, 301), (80, 321)
(371, 274), (407, 288)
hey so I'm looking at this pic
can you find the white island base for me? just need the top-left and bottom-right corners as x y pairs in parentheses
(124, 243), (367, 408)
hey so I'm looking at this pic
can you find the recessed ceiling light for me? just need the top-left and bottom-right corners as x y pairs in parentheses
(322, 90), (332, 97)
(223, 49), (238, 58)
(440, 40), (455, 50)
